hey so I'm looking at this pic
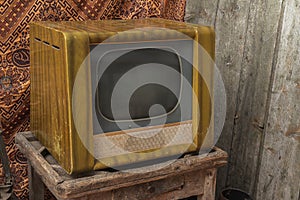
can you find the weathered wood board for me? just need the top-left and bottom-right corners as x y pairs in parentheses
(186, 0), (253, 195)
(256, 0), (300, 199)
(185, 0), (299, 199)
(184, 0), (219, 26)
(16, 132), (227, 200)
(228, 0), (284, 195)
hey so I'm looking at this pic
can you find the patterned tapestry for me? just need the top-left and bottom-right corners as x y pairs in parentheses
(0, 0), (186, 199)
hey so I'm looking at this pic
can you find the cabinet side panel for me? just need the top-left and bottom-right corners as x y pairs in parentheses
(30, 24), (94, 174)
(30, 24), (72, 171)
(194, 26), (215, 150)
(64, 31), (94, 174)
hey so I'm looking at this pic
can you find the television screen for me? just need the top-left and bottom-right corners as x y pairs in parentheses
(91, 40), (193, 134)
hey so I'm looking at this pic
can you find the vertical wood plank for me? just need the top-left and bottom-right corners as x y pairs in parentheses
(228, 0), (284, 195)
(256, 0), (300, 199)
(28, 164), (45, 200)
(211, 0), (252, 194)
(186, 0), (253, 195)
(201, 169), (217, 200)
(185, 0), (219, 26)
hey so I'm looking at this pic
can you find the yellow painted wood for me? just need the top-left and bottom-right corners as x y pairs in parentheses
(30, 19), (215, 174)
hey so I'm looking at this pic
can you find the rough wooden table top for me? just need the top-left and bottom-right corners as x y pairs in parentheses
(16, 132), (227, 199)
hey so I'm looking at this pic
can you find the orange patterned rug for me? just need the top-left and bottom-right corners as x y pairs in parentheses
(0, 0), (186, 198)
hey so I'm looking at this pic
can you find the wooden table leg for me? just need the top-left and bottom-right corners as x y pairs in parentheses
(197, 168), (217, 200)
(28, 163), (45, 200)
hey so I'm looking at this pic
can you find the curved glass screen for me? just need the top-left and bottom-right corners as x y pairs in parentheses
(95, 48), (181, 122)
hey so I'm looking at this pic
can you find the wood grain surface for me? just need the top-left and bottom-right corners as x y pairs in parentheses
(185, 0), (300, 199)
(16, 132), (227, 200)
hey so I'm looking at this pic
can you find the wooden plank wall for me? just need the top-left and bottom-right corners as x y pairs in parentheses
(185, 0), (300, 199)
(255, 0), (300, 199)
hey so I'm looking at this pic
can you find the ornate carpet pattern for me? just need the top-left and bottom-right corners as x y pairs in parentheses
(0, 0), (186, 199)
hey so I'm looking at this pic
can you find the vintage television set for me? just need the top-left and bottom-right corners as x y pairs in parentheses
(30, 19), (215, 174)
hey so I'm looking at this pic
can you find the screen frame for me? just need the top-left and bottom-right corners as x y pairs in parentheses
(71, 30), (214, 170)
(90, 40), (194, 135)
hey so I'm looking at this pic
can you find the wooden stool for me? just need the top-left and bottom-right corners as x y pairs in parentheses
(16, 132), (227, 200)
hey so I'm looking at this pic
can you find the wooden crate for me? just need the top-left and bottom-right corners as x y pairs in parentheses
(16, 132), (227, 200)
